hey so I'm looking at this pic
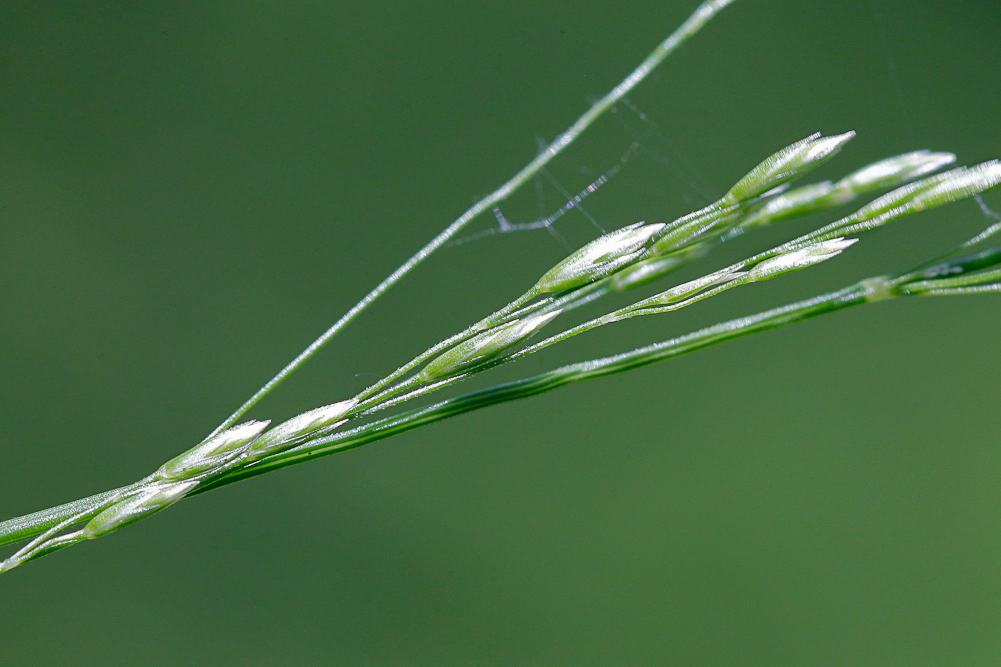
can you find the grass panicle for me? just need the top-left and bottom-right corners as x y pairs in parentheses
(3, 0), (1001, 576)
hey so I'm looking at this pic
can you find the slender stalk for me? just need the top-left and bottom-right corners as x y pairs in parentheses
(206, 0), (738, 438)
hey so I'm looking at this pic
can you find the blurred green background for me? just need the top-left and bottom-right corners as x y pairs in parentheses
(3, 0), (1001, 664)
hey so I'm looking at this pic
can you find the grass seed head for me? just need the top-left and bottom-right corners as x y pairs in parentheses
(746, 238), (857, 282)
(849, 161), (1001, 227)
(610, 253), (695, 292)
(649, 205), (740, 255)
(908, 160), (1001, 211)
(739, 181), (855, 228)
(651, 269), (746, 305)
(248, 399), (359, 458)
(725, 132), (855, 204)
(534, 223), (665, 293)
(838, 150), (956, 193)
(157, 420), (271, 481)
(82, 481), (200, 539)
(419, 310), (562, 381)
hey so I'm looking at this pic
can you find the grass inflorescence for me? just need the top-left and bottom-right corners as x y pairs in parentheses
(3, 0), (1001, 575)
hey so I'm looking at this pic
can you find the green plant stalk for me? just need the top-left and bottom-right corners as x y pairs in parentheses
(206, 0), (738, 439)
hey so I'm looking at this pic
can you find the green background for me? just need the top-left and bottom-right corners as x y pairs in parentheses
(3, 0), (1001, 664)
